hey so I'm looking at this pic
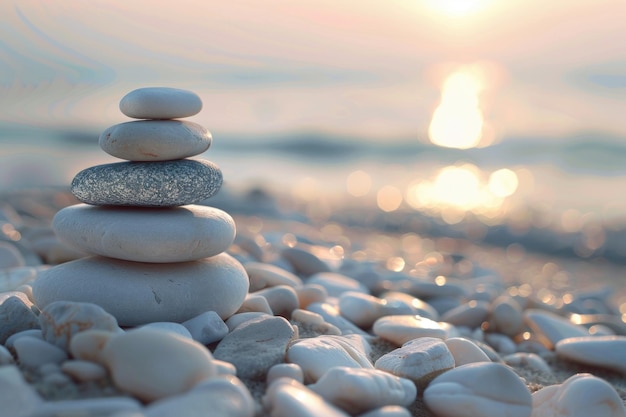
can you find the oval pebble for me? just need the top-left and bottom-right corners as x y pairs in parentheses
(423, 362), (532, 417)
(33, 397), (143, 417)
(267, 363), (304, 384)
(100, 120), (211, 161)
(307, 272), (369, 298)
(524, 309), (589, 349)
(69, 330), (117, 366)
(444, 337), (491, 366)
(244, 262), (302, 292)
(61, 360), (108, 382)
(140, 322), (192, 339)
(70, 159), (222, 207)
(33, 253), (249, 326)
(103, 327), (216, 402)
(38, 300), (119, 350)
(555, 335), (626, 374)
(373, 315), (447, 345)
(181, 311), (229, 345)
(14, 336), (68, 368)
(264, 378), (350, 417)
(53, 204), (235, 263)
(0, 293), (40, 344)
(338, 292), (387, 329)
(532, 373), (626, 417)
(120, 87), (202, 119)
(308, 367), (417, 414)
(375, 337), (454, 387)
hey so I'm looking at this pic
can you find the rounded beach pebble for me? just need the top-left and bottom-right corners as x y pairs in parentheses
(423, 362), (532, 417)
(32, 253), (249, 326)
(119, 87), (202, 120)
(99, 120), (211, 161)
(53, 204), (235, 263)
(70, 159), (222, 207)
(103, 327), (216, 402)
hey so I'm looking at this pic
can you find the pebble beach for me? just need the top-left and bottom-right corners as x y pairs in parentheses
(2, 88), (626, 417)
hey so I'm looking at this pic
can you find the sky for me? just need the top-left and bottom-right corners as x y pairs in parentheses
(1, 0), (625, 143)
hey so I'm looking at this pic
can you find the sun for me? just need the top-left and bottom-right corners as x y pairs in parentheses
(426, 0), (490, 15)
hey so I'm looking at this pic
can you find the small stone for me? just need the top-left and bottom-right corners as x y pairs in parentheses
(444, 337), (491, 366)
(0, 365), (43, 417)
(61, 360), (108, 382)
(69, 329), (117, 366)
(251, 285), (299, 319)
(440, 300), (490, 329)
(120, 87), (202, 119)
(423, 362), (532, 417)
(237, 295), (273, 315)
(0, 241), (25, 269)
(524, 309), (589, 349)
(141, 322), (193, 339)
(295, 284), (328, 309)
(267, 363), (304, 385)
(372, 315), (447, 345)
(245, 262), (302, 292)
(214, 359), (237, 376)
(339, 292), (388, 329)
(532, 373), (626, 417)
(281, 246), (331, 277)
(489, 295), (524, 337)
(287, 334), (373, 383)
(308, 367), (417, 415)
(5, 329), (43, 350)
(53, 204), (235, 263)
(0, 293), (40, 344)
(264, 378), (350, 417)
(33, 253), (249, 326)
(33, 397), (143, 417)
(290, 309), (342, 337)
(380, 291), (439, 320)
(555, 335), (626, 373)
(374, 337), (454, 387)
(100, 120), (211, 161)
(213, 315), (296, 380)
(307, 272), (369, 298)
(145, 375), (255, 417)
(307, 302), (369, 335)
(399, 279), (466, 299)
(225, 312), (270, 332)
(182, 311), (229, 345)
(484, 332), (517, 354)
(70, 159), (222, 207)
(38, 300), (119, 350)
(503, 352), (552, 375)
(14, 336), (68, 368)
(103, 327), (217, 402)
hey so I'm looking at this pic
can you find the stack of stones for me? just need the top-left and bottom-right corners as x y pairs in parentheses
(32, 87), (249, 327)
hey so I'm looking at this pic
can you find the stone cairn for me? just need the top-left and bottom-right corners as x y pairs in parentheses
(32, 87), (249, 327)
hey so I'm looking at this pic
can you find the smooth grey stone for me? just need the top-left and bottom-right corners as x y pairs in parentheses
(14, 336), (68, 368)
(71, 159), (222, 207)
(32, 253), (249, 327)
(182, 311), (229, 345)
(141, 322), (193, 339)
(213, 315), (296, 380)
(32, 397), (143, 417)
(281, 246), (331, 277)
(120, 87), (202, 119)
(99, 120), (211, 161)
(53, 204), (235, 263)
(39, 300), (119, 350)
(0, 293), (40, 344)
(0, 365), (43, 417)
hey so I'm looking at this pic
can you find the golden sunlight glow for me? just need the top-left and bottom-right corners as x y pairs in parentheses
(377, 185), (403, 212)
(346, 170), (372, 197)
(429, 69), (485, 149)
(425, 0), (493, 16)
(488, 169), (519, 197)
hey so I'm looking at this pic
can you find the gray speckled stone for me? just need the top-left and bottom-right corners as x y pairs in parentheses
(71, 159), (222, 207)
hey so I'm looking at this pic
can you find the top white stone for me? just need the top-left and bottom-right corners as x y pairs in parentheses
(119, 87), (202, 120)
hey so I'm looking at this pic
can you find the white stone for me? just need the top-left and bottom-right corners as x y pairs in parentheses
(441, 300), (490, 329)
(308, 367), (417, 414)
(237, 294), (274, 315)
(251, 285), (299, 318)
(225, 312), (270, 332)
(531, 373), (626, 417)
(381, 291), (439, 320)
(119, 87), (202, 119)
(555, 335), (626, 373)
(39, 300), (119, 350)
(53, 204), (235, 263)
(280, 246), (332, 277)
(374, 337), (454, 387)
(295, 284), (327, 309)
(503, 353), (552, 375)
(103, 327), (217, 402)
(0, 365), (43, 417)
(213, 315), (296, 380)
(267, 363), (304, 384)
(69, 329), (117, 366)
(424, 362), (532, 417)
(264, 378), (350, 417)
(61, 360), (108, 382)
(33, 253), (249, 326)
(444, 337), (491, 366)
(524, 309), (589, 349)
(307, 272), (369, 297)
(373, 315), (447, 345)
(145, 375), (255, 417)
(244, 262), (302, 292)
(100, 120), (211, 161)
(141, 322), (192, 339)
(5, 329), (43, 350)
(182, 311), (229, 345)
(32, 397), (143, 417)
(14, 336), (68, 368)
(291, 309), (342, 336)
(307, 302), (369, 335)
(338, 292), (387, 329)
(287, 334), (373, 383)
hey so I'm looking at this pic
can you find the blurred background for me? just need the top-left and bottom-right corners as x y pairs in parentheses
(1, 0), (626, 263)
